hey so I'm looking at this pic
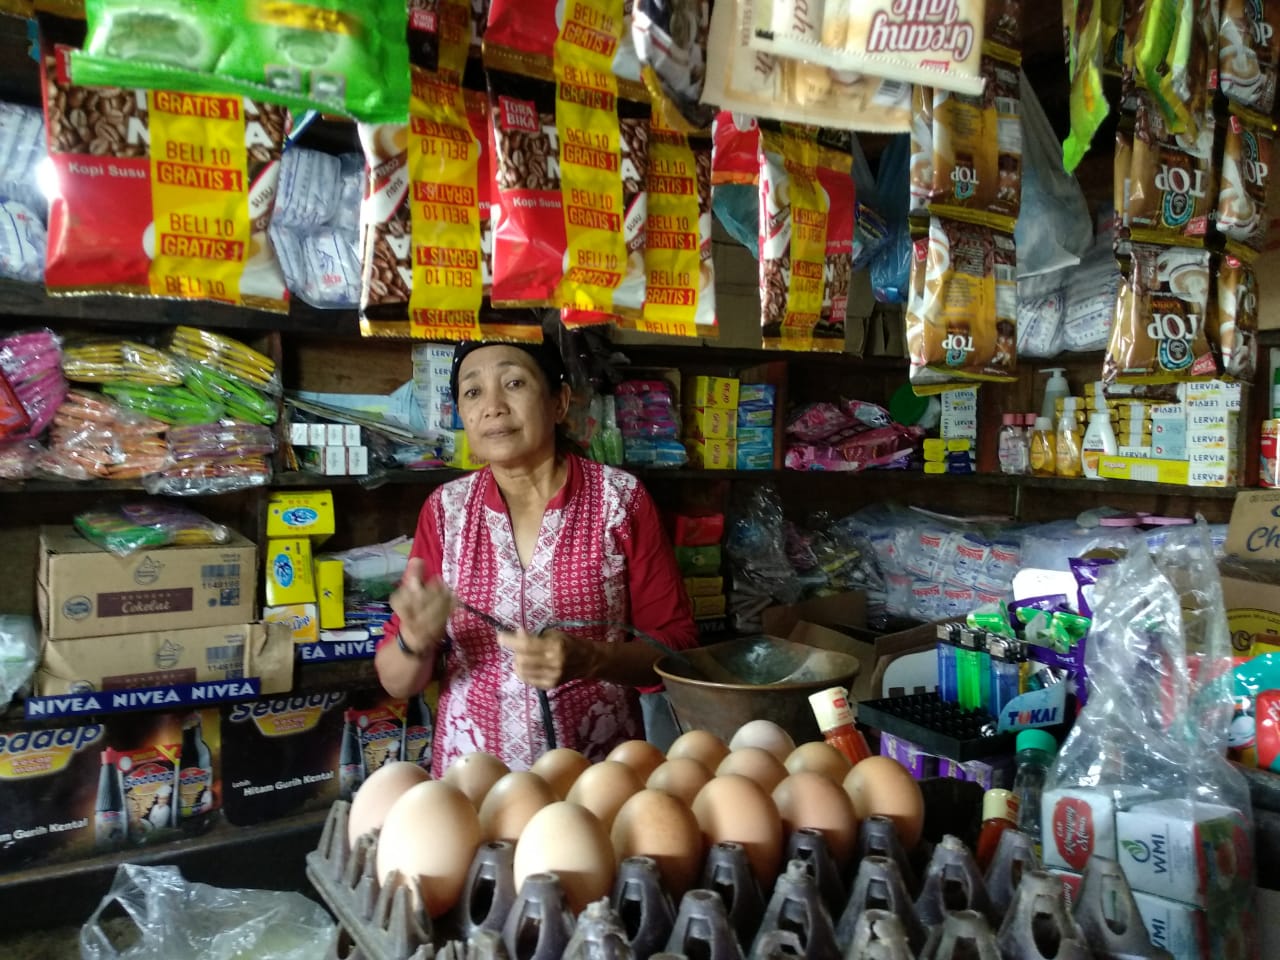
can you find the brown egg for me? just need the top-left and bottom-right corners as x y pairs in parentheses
(772, 771), (859, 866)
(530, 748), (591, 799)
(347, 761), (430, 848)
(729, 720), (796, 763)
(479, 771), (558, 842)
(376, 780), (481, 916)
(716, 746), (789, 794)
(667, 729), (730, 770)
(566, 760), (643, 830)
(515, 801), (616, 914)
(443, 751), (509, 808)
(647, 757), (712, 806)
(607, 740), (667, 781)
(843, 757), (925, 850)
(691, 774), (783, 890)
(785, 741), (853, 784)
(612, 788), (704, 897)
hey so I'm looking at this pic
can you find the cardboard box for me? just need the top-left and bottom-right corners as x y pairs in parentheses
(265, 539), (316, 606)
(1041, 785), (1156, 871)
(316, 559), (345, 630)
(39, 527), (257, 640)
(760, 593), (937, 702)
(1132, 891), (1210, 960)
(1098, 455), (1190, 485)
(683, 576), (724, 597)
(0, 709), (221, 869)
(1219, 561), (1280, 655)
(692, 594), (727, 618)
(686, 438), (736, 469)
(263, 603), (319, 644)
(684, 407), (738, 440)
(37, 621), (294, 697)
(1226, 490), (1280, 561)
(266, 491), (335, 542)
(1116, 799), (1252, 906)
(687, 376), (739, 409)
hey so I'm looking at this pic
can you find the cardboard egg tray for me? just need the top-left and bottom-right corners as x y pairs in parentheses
(306, 800), (436, 960)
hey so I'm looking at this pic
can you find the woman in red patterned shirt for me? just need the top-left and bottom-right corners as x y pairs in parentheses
(375, 338), (698, 777)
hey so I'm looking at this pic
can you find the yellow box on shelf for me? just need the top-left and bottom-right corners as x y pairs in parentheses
(315, 559), (346, 630)
(684, 576), (725, 597)
(684, 407), (738, 440)
(693, 594), (727, 618)
(263, 603), (319, 644)
(687, 376), (739, 409)
(265, 539), (316, 606)
(447, 430), (487, 471)
(686, 439), (736, 469)
(266, 490), (335, 542)
(1097, 456), (1190, 485)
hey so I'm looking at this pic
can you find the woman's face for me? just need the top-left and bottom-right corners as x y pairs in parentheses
(456, 345), (569, 467)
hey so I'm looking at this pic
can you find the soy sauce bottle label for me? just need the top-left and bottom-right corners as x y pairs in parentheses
(95, 748), (127, 851)
(178, 712), (214, 823)
(403, 694), (434, 771)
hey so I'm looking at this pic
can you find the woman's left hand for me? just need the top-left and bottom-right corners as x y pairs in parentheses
(498, 628), (598, 689)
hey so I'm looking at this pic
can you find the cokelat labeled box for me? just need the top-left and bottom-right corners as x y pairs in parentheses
(1041, 785), (1155, 871)
(1115, 798), (1252, 906)
(38, 527), (257, 640)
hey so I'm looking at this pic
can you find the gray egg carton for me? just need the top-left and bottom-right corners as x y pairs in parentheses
(307, 800), (436, 960)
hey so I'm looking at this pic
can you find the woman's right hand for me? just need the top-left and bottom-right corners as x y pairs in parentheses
(390, 557), (454, 655)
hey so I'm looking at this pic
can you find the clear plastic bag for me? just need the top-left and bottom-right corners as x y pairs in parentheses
(0, 614), (37, 710)
(80, 863), (335, 960)
(142, 456), (272, 496)
(1045, 523), (1255, 931)
(39, 391), (169, 481)
(726, 483), (802, 631)
(869, 134), (912, 305)
(74, 503), (231, 557)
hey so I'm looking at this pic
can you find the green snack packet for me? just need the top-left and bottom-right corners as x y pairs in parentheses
(1064, 0), (1110, 172)
(72, 0), (410, 123)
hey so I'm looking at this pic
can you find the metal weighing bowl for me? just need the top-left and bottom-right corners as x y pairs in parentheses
(655, 636), (861, 745)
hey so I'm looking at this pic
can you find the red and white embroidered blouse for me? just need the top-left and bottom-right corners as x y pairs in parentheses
(380, 454), (697, 777)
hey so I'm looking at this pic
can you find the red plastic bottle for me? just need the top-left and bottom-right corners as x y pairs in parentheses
(974, 788), (1019, 873)
(808, 687), (871, 765)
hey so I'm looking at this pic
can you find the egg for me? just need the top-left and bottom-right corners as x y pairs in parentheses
(479, 771), (557, 842)
(612, 788), (704, 897)
(772, 771), (858, 866)
(842, 757), (925, 850)
(530, 748), (591, 799)
(377, 780), (482, 916)
(566, 760), (643, 830)
(607, 740), (667, 781)
(715, 746), (789, 794)
(443, 752), (509, 808)
(729, 720), (796, 763)
(347, 761), (430, 847)
(514, 801), (616, 913)
(785, 741), (853, 783)
(691, 774), (784, 890)
(647, 758), (712, 806)
(667, 729), (730, 770)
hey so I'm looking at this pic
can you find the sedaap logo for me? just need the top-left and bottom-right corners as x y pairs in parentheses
(227, 691), (345, 723)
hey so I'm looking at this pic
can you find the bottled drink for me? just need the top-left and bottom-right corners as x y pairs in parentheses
(95, 748), (126, 851)
(807, 687), (870, 766)
(973, 789), (1018, 873)
(177, 712), (215, 831)
(997, 414), (1025, 475)
(403, 694), (434, 772)
(339, 709), (364, 800)
(1011, 729), (1057, 856)
(1029, 416), (1056, 476)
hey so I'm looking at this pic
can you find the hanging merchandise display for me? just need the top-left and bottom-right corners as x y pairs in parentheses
(71, 0), (411, 124)
(748, 0), (988, 96)
(39, 19), (291, 311)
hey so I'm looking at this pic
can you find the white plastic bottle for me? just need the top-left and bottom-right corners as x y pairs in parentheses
(1040, 368), (1070, 421)
(998, 414), (1026, 475)
(1081, 410), (1117, 480)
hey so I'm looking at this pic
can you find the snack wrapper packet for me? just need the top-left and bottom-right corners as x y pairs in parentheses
(749, 0), (987, 96)
(36, 389), (168, 481)
(71, 0), (410, 123)
(758, 125), (853, 353)
(1216, 108), (1275, 258)
(1045, 523), (1256, 950)
(0, 102), (50, 283)
(0, 327), (66, 439)
(906, 217), (1018, 387)
(39, 20), (291, 312)
(1219, 0), (1280, 114)
(270, 149), (362, 310)
(632, 0), (714, 129)
(1063, 0), (1108, 172)
(62, 339), (182, 386)
(702, 0), (912, 133)
(1103, 243), (1215, 384)
(1209, 252), (1258, 382)
(74, 502), (231, 557)
(1125, 91), (1216, 244)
